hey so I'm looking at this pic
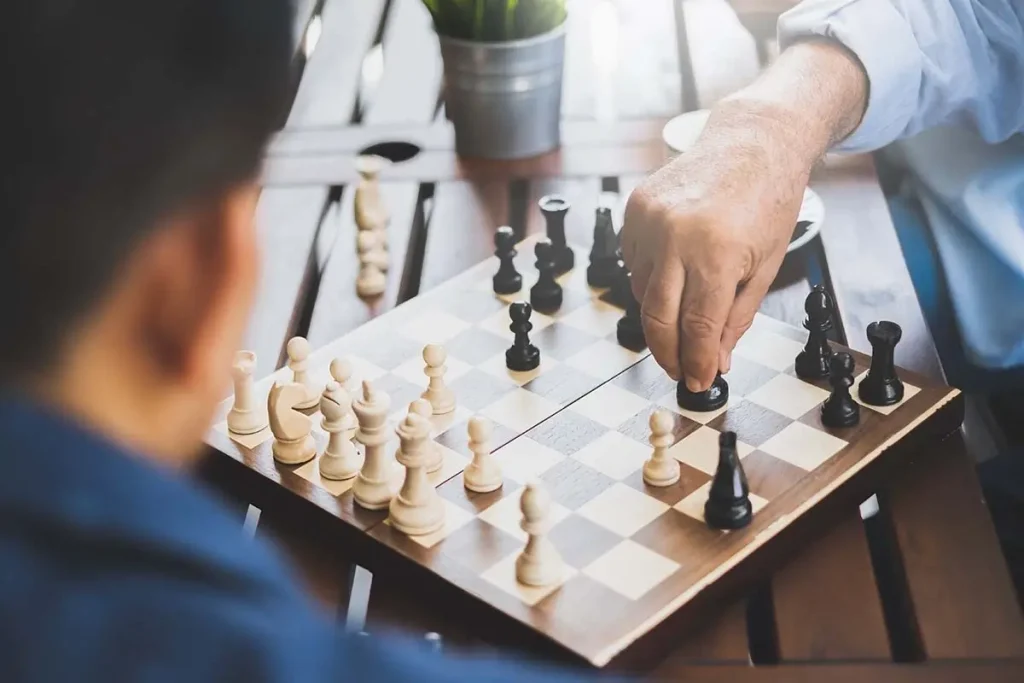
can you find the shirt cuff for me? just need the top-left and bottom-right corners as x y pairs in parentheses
(777, 0), (924, 153)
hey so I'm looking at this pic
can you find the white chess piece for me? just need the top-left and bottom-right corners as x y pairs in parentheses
(319, 381), (362, 481)
(286, 336), (321, 409)
(643, 409), (680, 487)
(356, 230), (389, 272)
(420, 344), (455, 415)
(352, 380), (393, 510)
(354, 154), (390, 232)
(463, 416), (502, 493)
(409, 399), (443, 474)
(515, 480), (564, 587)
(327, 358), (358, 431)
(227, 350), (268, 435)
(268, 381), (317, 465)
(356, 261), (386, 298)
(389, 411), (446, 536)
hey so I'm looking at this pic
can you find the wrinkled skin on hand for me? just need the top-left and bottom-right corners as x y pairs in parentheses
(621, 120), (808, 392)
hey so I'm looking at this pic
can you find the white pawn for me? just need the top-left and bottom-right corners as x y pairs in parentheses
(464, 416), (502, 493)
(409, 399), (443, 474)
(356, 261), (386, 298)
(268, 382), (317, 465)
(286, 336), (320, 409)
(227, 350), (268, 435)
(354, 154), (390, 232)
(420, 344), (455, 415)
(389, 412), (445, 536)
(515, 480), (564, 587)
(319, 381), (362, 481)
(327, 358), (358, 432)
(643, 409), (681, 487)
(357, 230), (389, 271)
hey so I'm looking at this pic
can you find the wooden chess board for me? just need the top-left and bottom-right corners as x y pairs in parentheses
(205, 234), (964, 669)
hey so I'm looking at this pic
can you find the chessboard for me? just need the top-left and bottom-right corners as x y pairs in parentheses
(206, 221), (964, 668)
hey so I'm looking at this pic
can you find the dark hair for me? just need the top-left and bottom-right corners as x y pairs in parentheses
(0, 0), (293, 381)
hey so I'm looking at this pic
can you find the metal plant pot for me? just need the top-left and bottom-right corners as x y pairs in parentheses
(438, 22), (566, 160)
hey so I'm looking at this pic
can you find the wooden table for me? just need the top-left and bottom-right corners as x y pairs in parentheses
(197, 0), (1024, 678)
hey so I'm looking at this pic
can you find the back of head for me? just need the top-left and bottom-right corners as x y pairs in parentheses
(0, 0), (293, 383)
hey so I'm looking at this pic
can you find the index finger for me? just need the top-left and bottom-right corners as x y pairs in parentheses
(678, 268), (738, 392)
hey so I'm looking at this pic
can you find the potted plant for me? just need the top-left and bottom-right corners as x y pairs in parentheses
(422, 0), (568, 159)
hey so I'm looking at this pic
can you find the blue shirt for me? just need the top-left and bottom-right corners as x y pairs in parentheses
(0, 398), (607, 682)
(778, 0), (1024, 370)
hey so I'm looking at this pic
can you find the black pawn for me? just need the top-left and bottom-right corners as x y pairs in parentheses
(530, 239), (563, 314)
(605, 257), (632, 309)
(677, 372), (729, 412)
(587, 206), (619, 288)
(859, 321), (905, 406)
(821, 352), (859, 428)
(492, 226), (522, 294)
(704, 432), (752, 530)
(794, 285), (833, 379)
(505, 301), (540, 372)
(539, 194), (574, 275)
(616, 273), (646, 351)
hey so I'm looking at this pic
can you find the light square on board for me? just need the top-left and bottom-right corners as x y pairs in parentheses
(346, 355), (389, 384)
(491, 436), (567, 484)
(571, 431), (652, 481)
(394, 498), (476, 549)
(668, 425), (755, 476)
(216, 422), (272, 450)
(674, 481), (768, 525)
(480, 550), (577, 607)
(577, 482), (670, 537)
(477, 351), (560, 388)
(745, 373), (830, 420)
(521, 363), (605, 406)
(568, 382), (650, 428)
(444, 326), (510, 366)
(733, 327), (805, 371)
(402, 310), (472, 345)
(479, 387), (561, 434)
(293, 455), (359, 497)
(526, 410), (608, 457)
(531, 323), (601, 362)
(582, 539), (680, 600)
(390, 354), (473, 389)
(443, 289), (509, 323)
(559, 299), (623, 337)
(759, 421), (848, 471)
(538, 458), (617, 510)
(851, 371), (921, 415)
(564, 339), (644, 379)
(445, 369), (519, 413)
(477, 486), (571, 543)
(477, 306), (555, 341)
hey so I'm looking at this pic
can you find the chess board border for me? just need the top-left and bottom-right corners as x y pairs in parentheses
(203, 240), (965, 671)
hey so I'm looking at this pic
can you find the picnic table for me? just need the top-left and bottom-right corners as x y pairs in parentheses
(197, 0), (1024, 678)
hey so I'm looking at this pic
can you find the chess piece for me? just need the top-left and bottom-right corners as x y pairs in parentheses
(529, 239), (563, 314)
(859, 321), (905, 406)
(492, 226), (522, 295)
(464, 416), (503, 493)
(821, 352), (860, 428)
(795, 285), (834, 379)
(267, 381), (317, 465)
(704, 432), (752, 530)
(354, 154), (389, 231)
(319, 381), (363, 480)
(605, 257), (632, 309)
(515, 480), (564, 587)
(420, 344), (455, 415)
(227, 350), (268, 435)
(286, 336), (321, 409)
(356, 261), (387, 298)
(587, 206), (619, 288)
(538, 194), (574, 274)
(409, 398), (443, 474)
(643, 409), (680, 487)
(329, 357), (360, 410)
(389, 412), (445, 536)
(616, 272), (646, 351)
(357, 230), (389, 272)
(505, 302), (540, 372)
(677, 372), (729, 412)
(352, 380), (393, 510)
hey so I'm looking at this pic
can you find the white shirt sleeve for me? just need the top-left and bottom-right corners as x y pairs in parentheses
(777, 0), (1024, 152)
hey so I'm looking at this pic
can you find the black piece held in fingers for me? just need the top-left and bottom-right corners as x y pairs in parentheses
(821, 352), (860, 428)
(704, 431), (753, 530)
(538, 194), (574, 275)
(795, 284), (834, 379)
(677, 372), (729, 412)
(605, 258), (633, 309)
(529, 239), (563, 314)
(492, 226), (522, 294)
(587, 206), (619, 288)
(506, 301), (540, 372)
(859, 321), (905, 406)
(616, 273), (646, 351)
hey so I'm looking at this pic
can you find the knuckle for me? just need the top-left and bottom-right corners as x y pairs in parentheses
(680, 310), (721, 340)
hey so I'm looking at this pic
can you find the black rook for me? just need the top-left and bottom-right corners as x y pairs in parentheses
(859, 321), (904, 406)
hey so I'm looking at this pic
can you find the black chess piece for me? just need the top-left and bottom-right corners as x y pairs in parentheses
(677, 372), (729, 412)
(704, 431), (753, 530)
(492, 226), (522, 294)
(859, 321), (905, 406)
(529, 239), (563, 314)
(821, 352), (860, 428)
(587, 206), (619, 288)
(795, 285), (834, 379)
(538, 194), (574, 275)
(605, 258), (632, 309)
(506, 301), (540, 372)
(616, 273), (646, 351)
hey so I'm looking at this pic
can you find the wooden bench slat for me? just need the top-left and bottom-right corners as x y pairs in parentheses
(287, 0), (386, 127)
(244, 186), (330, 376)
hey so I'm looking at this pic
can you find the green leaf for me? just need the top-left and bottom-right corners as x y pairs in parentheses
(420, 0), (564, 40)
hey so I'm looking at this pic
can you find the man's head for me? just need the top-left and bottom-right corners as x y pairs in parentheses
(1, 1), (293, 462)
